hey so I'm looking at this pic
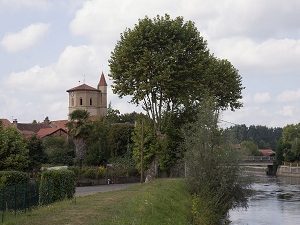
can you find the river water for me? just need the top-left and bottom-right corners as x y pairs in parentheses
(229, 173), (300, 225)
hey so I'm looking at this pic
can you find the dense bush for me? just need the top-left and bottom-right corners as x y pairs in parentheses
(0, 171), (29, 187)
(183, 100), (251, 224)
(39, 169), (75, 205)
(69, 166), (139, 180)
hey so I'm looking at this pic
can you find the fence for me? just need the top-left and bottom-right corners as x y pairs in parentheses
(0, 181), (52, 223)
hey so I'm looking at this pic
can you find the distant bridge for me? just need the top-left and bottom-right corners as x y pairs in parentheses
(240, 156), (275, 166)
(240, 156), (275, 175)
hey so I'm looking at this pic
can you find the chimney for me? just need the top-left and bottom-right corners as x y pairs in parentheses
(13, 119), (18, 127)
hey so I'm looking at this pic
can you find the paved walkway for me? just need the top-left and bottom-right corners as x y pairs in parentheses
(75, 183), (138, 196)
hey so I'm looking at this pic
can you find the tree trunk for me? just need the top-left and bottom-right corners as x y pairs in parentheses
(75, 138), (86, 169)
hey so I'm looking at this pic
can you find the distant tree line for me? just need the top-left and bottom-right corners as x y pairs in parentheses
(224, 124), (283, 150)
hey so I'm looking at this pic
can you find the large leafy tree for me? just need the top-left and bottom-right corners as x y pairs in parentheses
(0, 124), (29, 171)
(26, 134), (47, 173)
(280, 123), (300, 162)
(109, 14), (243, 136)
(66, 109), (91, 168)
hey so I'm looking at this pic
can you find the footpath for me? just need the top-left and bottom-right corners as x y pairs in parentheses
(75, 183), (138, 196)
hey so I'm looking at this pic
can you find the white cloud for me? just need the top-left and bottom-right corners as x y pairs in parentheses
(1, 23), (50, 53)
(278, 105), (295, 117)
(253, 92), (271, 104)
(5, 65), (58, 92)
(276, 89), (300, 102)
(55, 45), (101, 82)
(209, 38), (300, 76)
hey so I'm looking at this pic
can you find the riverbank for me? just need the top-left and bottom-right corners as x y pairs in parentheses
(3, 178), (192, 225)
(277, 163), (300, 177)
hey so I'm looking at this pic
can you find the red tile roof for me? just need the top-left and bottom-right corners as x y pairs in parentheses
(37, 128), (67, 138)
(0, 119), (12, 128)
(51, 120), (68, 130)
(1, 118), (68, 139)
(98, 72), (107, 86)
(67, 84), (99, 92)
(16, 123), (52, 133)
(259, 149), (275, 156)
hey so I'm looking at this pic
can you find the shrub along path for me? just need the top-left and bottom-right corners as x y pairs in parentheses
(4, 178), (191, 225)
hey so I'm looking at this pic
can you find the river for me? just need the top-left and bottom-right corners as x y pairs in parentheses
(229, 173), (300, 225)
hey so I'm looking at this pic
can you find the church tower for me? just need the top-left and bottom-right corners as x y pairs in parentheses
(67, 72), (108, 117)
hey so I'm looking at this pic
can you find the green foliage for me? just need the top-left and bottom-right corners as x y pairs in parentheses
(84, 118), (110, 166)
(39, 170), (75, 205)
(66, 109), (91, 168)
(279, 123), (300, 162)
(282, 123), (300, 143)
(110, 14), (244, 175)
(275, 138), (287, 165)
(106, 102), (121, 123)
(80, 166), (106, 179)
(0, 125), (30, 171)
(183, 100), (250, 223)
(109, 14), (243, 137)
(224, 124), (283, 150)
(0, 171), (29, 187)
(85, 117), (135, 167)
(132, 117), (159, 171)
(107, 123), (134, 158)
(191, 193), (225, 225)
(109, 154), (136, 169)
(291, 138), (300, 158)
(26, 134), (47, 173)
(43, 136), (75, 166)
(240, 140), (262, 156)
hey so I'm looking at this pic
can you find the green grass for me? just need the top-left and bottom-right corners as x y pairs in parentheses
(3, 178), (192, 225)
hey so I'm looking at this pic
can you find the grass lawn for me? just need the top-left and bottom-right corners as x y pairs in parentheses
(3, 178), (192, 225)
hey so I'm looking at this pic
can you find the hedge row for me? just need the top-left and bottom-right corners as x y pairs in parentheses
(0, 171), (29, 187)
(39, 169), (75, 205)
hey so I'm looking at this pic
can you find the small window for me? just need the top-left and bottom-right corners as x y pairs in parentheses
(80, 98), (83, 105)
(90, 98), (93, 106)
(71, 98), (74, 106)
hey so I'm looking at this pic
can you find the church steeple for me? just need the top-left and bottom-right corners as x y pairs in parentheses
(97, 72), (107, 116)
(98, 71), (107, 88)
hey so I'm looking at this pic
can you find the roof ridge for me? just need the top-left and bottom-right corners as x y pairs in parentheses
(67, 83), (99, 92)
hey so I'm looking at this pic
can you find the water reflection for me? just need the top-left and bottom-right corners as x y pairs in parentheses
(229, 174), (300, 225)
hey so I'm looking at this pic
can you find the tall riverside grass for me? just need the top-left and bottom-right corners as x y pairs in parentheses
(3, 178), (192, 225)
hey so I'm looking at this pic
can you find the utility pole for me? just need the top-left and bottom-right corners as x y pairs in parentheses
(140, 119), (144, 183)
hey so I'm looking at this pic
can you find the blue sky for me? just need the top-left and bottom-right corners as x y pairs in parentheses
(1, 0), (300, 128)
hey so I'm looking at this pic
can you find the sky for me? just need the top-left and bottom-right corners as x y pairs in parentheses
(1, 0), (300, 128)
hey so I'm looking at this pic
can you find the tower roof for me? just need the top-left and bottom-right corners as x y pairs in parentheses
(67, 83), (99, 92)
(98, 72), (107, 86)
